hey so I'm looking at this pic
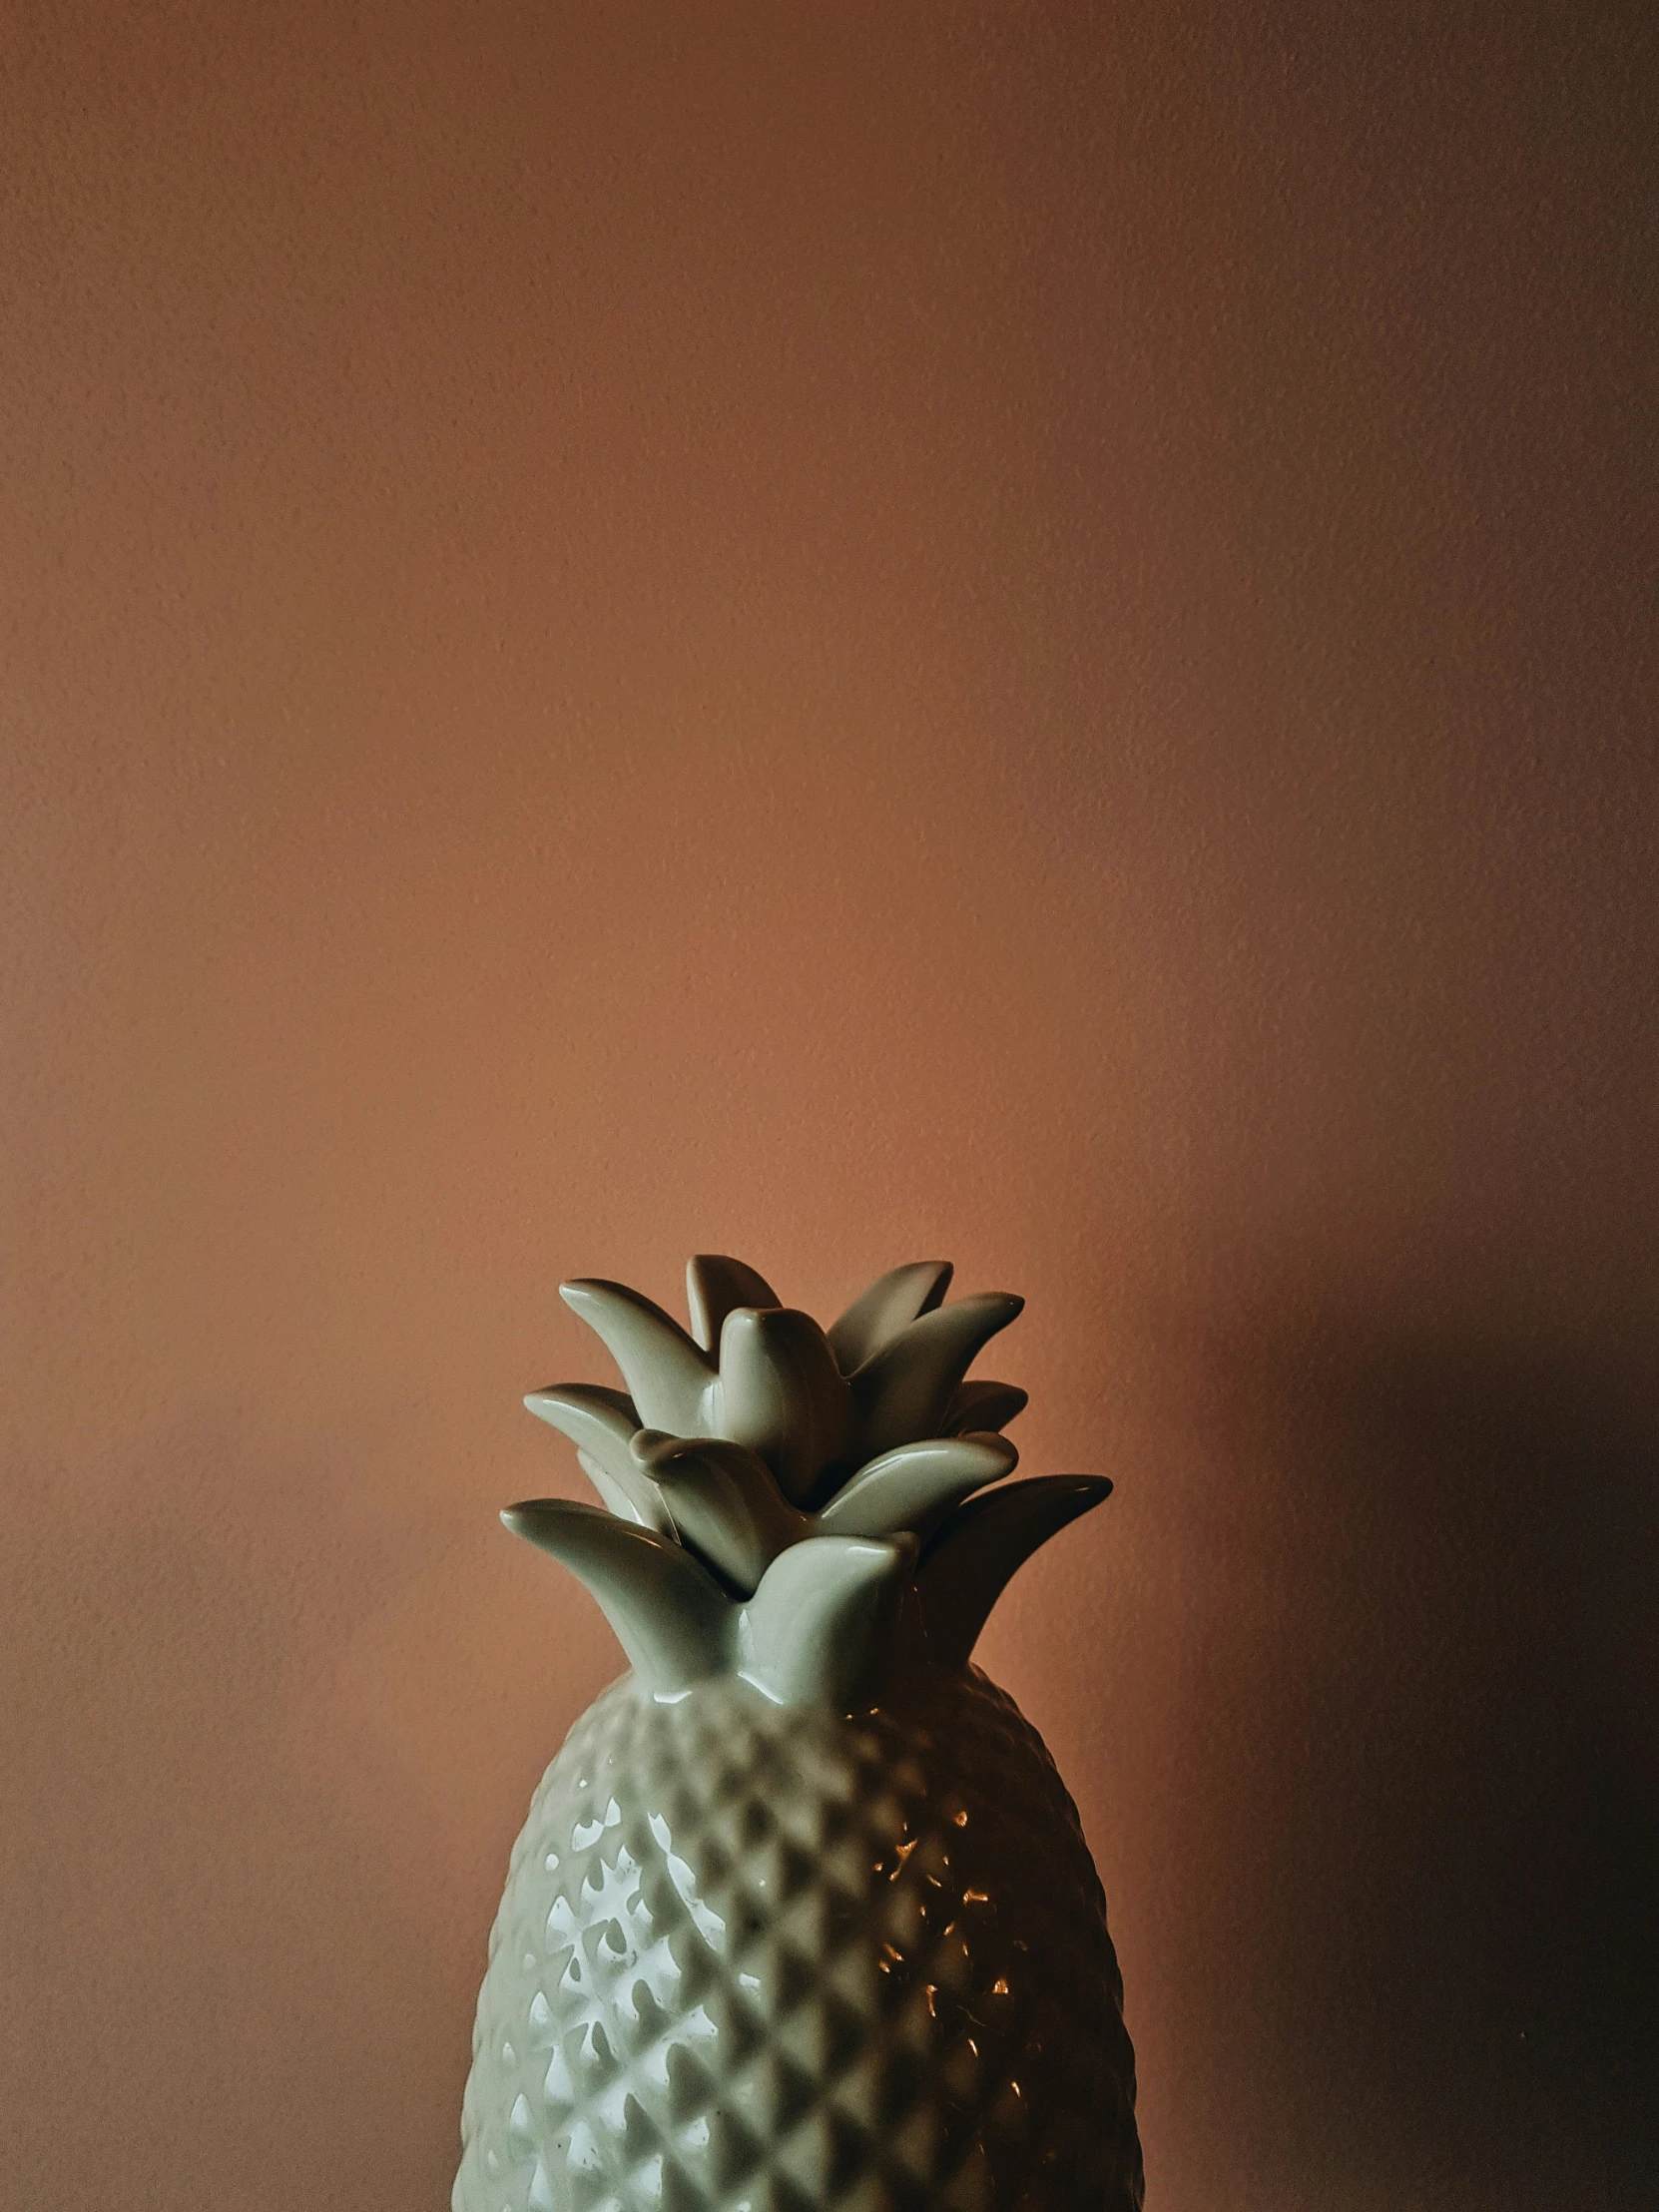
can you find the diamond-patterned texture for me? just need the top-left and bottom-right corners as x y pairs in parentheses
(455, 1667), (1142, 2210)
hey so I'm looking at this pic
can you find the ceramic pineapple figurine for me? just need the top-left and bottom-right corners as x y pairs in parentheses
(455, 1257), (1142, 2211)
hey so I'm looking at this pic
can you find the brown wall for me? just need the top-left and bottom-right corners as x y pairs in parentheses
(3, 5), (1654, 2205)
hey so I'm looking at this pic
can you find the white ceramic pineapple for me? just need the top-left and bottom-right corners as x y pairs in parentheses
(455, 1257), (1142, 2211)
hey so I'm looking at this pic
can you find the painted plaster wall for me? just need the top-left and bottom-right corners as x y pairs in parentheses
(2, 4), (1654, 2204)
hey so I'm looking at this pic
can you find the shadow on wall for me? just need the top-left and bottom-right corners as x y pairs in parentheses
(1159, 1296), (1659, 2209)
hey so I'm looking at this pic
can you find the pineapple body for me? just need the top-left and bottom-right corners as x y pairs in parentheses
(456, 1665), (1142, 2212)
(456, 1253), (1146, 2208)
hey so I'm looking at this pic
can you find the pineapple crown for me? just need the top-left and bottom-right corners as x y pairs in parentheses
(505, 1256), (1111, 1708)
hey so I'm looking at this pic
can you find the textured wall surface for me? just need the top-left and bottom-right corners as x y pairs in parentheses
(2, 4), (1654, 2205)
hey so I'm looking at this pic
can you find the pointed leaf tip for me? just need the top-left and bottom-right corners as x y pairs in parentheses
(915, 1473), (1113, 1667)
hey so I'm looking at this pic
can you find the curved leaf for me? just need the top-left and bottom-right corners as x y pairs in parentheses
(632, 1429), (809, 1595)
(716, 1306), (850, 1505)
(501, 1499), (732, 1693)
(737, 1534), (915, 1707)
(524, 1383), (671, 1533)
(942, 1380), (1029, 1435)
(818, 1432), (1017, 1540)
(559, 1279), (716, 1434)
(848, 1292), (1023, 1460)
(915, 1475), (1112, 1667)
(686, 1254), (782, 1353)
(827, 1260), (953, 1377)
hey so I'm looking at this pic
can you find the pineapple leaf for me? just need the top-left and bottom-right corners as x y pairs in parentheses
(826, 1260), (953, 1376)
(737, 1534), (916, 1707)
(818, 1433), (1017, 1541)
(847, 1292), (1023, 1461)
(686, 1255), (781, 1353)
(524, 1384), (672, 1534)
(631, 1429), (810, 1595)
(942, 1380), (1029, 1435)
(560, 1279), (717, 1434)
(575, 1446), (678, 1536)
(914, 1475), (1112, 1666)
(716, 1307), (850, 1506)
(501, 1499), (731, 1694)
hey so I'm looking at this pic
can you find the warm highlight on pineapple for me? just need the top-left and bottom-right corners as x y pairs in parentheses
(456, 1258), (1143, 2211)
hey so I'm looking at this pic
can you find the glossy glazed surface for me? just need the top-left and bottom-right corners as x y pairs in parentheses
(456, 1666), (1142, 2210)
